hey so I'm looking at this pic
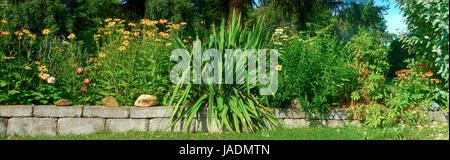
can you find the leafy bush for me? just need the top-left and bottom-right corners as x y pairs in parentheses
(167, 12), (284, 133)
(346, 31), (389, 103)
(88, 18), (180, 106)
(274, 34), (356, 116)
(1, 22), (90, 104)
(396, 0), (449, 92)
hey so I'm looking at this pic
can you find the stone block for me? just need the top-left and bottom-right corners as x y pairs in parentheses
(0, 105), (33, 117)
(34, 105), (82, 118)
(7, 118), (56, 136)
(196, 117), (221, 132)
(273, 108), (306, 119)
(58, 118), (105, 135)
(308, 120), (327, 127)
(0, 118), (6, 137)
(325, 110), (348, 120)
(326, 120), (345, 128)
(283, 119), (309, 128)
(148, 118), (195, 132)
(130, 106), (174, 118)
(429, 111), (449, 122)
(83, 106), (129, 118)
(106, 119), (148, 132)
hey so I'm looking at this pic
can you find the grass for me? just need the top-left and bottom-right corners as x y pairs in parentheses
(1, 122), (448, 140)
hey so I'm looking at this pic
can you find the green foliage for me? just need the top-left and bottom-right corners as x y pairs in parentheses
(167, 12), (284, 133)
(335, 1), (388, 41)
(5, 0), (134, 53)
(396, 0), (449, 92)
(387, 39), (410, 77)
(275, 33), (356, 116)
(89, 18), (178, 106)
(346, 30), (389, 103)
(0, 29), (89, 104)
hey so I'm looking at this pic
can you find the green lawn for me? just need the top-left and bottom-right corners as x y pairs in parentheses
(2, 122), (448, 140)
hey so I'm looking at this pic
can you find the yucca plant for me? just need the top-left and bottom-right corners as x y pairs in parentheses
(166, 11), (285, 133)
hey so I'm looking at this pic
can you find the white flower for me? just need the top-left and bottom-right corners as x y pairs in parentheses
(47, 77), (56, 84)
(275, 28), (283, 32)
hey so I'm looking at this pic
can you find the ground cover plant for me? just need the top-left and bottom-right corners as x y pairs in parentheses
(0, 0), (448, 135)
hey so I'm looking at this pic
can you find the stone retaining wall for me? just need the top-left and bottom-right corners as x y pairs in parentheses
(0, 105), (448, 137)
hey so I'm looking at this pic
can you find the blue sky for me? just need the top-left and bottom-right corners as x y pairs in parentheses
(254, 0), (408, 34)
(374, 0), (408, 34)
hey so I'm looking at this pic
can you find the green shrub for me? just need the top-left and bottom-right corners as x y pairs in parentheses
(396, 0), (449, 91)
(346, 30), (389, 103)
(0, 26), (89, 104)
(88, 18), (179, 106)
(274, 34), (356, 116)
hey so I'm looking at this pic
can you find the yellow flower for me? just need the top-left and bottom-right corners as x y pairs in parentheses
(22, 29), (30, 34)
(123, 31), (130, 35)
(28, 33), (37, 39)
(173, 24), (180, 29)
(4, 56), (15, 59)
(89, 57), (97, 62)
(159, 19), (168, 24)
(133, 32), (140, 36)
(67, 33), (76, 39)
(183, 39), (189, 43)
(1, 31), (10, 36)
(180, 22), (187, 25)
(158, 32), (170, 39)
(128, 23), (136, 27)
(38, 73), (46, 79)
(116, 29), (124, 33)
(119, 46), (126, 51)
(1, 19), (7, 24)
(94, 34), (100, 41)
(166, 43), (172, 46)
(24, 65), (32, 70)
(14, 31), (24, 36)
(38, 73), (50, 80)
(155, 38), (162, 42)
(42, 29), (51, 35)
(107, 22), (116, 28)
(113, 18), (121, 22)
(123, 40), (129, 46)
(105, 18), (112, 22)
(37, 65), (48, 72)
(276, 65), (282, 71)
(99, 52), (106, 58)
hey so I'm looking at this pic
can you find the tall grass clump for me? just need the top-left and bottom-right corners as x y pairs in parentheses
(167, 12), (285, 133)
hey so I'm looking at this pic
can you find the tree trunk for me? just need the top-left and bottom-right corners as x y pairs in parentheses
(227, 0), (244, 26)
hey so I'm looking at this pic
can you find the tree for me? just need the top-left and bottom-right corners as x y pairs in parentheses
(334, 1), (388, 41)
(396, 0), (449, 92)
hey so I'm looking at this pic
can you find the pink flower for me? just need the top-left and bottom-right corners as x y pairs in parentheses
(80, 86), (87, 92)
(47, 77), (56, 84)
(76, 67), (83, 74)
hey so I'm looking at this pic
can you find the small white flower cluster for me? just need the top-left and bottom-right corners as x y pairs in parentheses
(273, 27), (289, 46)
